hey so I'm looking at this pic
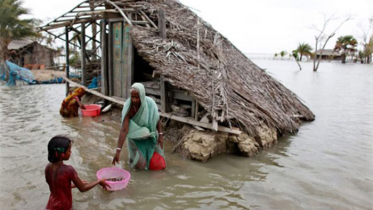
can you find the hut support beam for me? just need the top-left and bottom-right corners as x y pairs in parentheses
(158, 9), (170, 113)
(101, 20), (108, 95)
(58, 75), (241, 135)
(65, 26), (70, 96)
(108, 22), (113, 96)
(140, 10), (158, 29)
(81, 23), (87, 86)
(105, 0), (133, 26)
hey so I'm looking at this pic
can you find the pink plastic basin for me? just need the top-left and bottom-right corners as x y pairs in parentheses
(81, 104), (101, 117)
(96, 167), (131, 191)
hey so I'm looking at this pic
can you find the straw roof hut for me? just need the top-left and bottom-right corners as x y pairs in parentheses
(38, 0), (315, 160)
(127, 0), (315, 135)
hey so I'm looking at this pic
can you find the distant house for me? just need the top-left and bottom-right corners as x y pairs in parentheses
(8, 40), (58, 69)
(315, 49), (342, 61)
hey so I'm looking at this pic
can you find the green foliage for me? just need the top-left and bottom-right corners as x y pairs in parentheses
(69, 53), (80, 67)
(0, 0), (40, 60)
(280, 51), (287, 58)
(334, 35), (357, 52)
(292, 50), (299, 60)
(68, 47), (80, 67)
(296, 43), (313, 61)
(334, 35), (358, 63)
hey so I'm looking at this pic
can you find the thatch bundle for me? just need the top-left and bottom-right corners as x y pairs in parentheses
(120, 0), (314, 136)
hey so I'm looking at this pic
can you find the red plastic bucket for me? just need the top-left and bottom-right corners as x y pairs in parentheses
(149, 152), (166, 171)
(81, 104), (101, 117)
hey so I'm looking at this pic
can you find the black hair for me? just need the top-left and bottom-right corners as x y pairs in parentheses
(47, 135), (72, 163)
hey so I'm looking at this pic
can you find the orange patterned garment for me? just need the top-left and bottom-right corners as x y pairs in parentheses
(59, 87), (85, 117)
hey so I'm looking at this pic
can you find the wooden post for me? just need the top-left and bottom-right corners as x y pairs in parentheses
(158, 9), (166, 39)
(197, 18), (200, 72)
(108, 22), (113, 96)
(191, 100), (195, 118)
(158, 9), (170, 112)
(123, 14), (134, 99)
(194, 100), (199, 120)
(81, 23), (87, 86)
(160, 75), (170, 112)
(65, 26), (70, 96)
(100, 20), (108, 95)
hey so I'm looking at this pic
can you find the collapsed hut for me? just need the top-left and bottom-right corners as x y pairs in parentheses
(38, 0), (315, 162)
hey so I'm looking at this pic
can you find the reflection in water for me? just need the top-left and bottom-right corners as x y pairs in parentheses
(1, 60), (373, 209)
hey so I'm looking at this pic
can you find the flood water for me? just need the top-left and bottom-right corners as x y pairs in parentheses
(0, 60), (372, 210)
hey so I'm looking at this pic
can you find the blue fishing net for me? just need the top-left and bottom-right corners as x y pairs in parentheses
(0, 61), (36, 85)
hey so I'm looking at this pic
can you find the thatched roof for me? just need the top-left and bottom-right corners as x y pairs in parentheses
(127, 0), (314, 135)
(38, 0), (315, 136)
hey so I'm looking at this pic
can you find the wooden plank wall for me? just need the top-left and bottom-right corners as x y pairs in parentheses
(122, 22), (133, 99)
(100, 20), (108, 95)
(112, 22), (122, 97)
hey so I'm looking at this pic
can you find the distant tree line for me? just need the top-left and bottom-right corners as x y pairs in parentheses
(274, 15), (373, 71)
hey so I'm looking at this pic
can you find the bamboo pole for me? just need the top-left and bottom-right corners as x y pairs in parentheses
(139, 10), (158, 29)
(105, 0), (133, 26)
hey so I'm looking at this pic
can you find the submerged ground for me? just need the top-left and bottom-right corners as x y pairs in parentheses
(0, 60), (372, 209)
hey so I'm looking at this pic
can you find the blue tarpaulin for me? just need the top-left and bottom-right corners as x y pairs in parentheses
(0, 61), (36, 85)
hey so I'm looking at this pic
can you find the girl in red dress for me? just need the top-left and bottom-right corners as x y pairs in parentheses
(45, 136), (110, 210)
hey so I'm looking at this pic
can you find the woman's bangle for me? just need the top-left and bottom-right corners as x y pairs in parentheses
(159, 132), (164, 135)
(116, 148), (122, 151)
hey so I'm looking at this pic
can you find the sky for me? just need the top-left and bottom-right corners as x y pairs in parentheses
(22, 0), (373, 55)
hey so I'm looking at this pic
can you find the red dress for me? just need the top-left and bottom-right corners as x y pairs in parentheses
(45, 163), (78, 210)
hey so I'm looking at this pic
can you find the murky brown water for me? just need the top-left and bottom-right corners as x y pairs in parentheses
(1, 61), (372, 209)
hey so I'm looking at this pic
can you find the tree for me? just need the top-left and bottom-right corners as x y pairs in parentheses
(363, 36), (373, 63)
(334, 35), (357, 63)
(0, 0), (39, 62)
(280, 50), (287, 59)
(274, 53), (278, 59)
(359, 16), (373, 63)
(296, 43), (313, 61)
(310, 14), (351, 71)
(292, 50), (302, 70)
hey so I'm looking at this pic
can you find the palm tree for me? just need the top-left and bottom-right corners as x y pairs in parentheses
(0, 0), (39, 61)
(292, 50), (302, 70)
(334, 35), (358, 63)
(296, 43), (313, 61)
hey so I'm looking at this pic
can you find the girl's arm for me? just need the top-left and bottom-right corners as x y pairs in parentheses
(71, 180), (88, 188)
(71, 176), (110, 192)
(112, 112), (130, 165)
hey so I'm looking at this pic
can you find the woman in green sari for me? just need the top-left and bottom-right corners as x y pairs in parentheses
(112, 83), (165, 170)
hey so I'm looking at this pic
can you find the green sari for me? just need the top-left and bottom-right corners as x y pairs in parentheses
(121, 83), (165, 169)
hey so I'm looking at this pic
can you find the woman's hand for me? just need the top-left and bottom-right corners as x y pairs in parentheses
(112, 150), (120, 165)
(158, 135), (164, 149)
(99, 179), (111, 191)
